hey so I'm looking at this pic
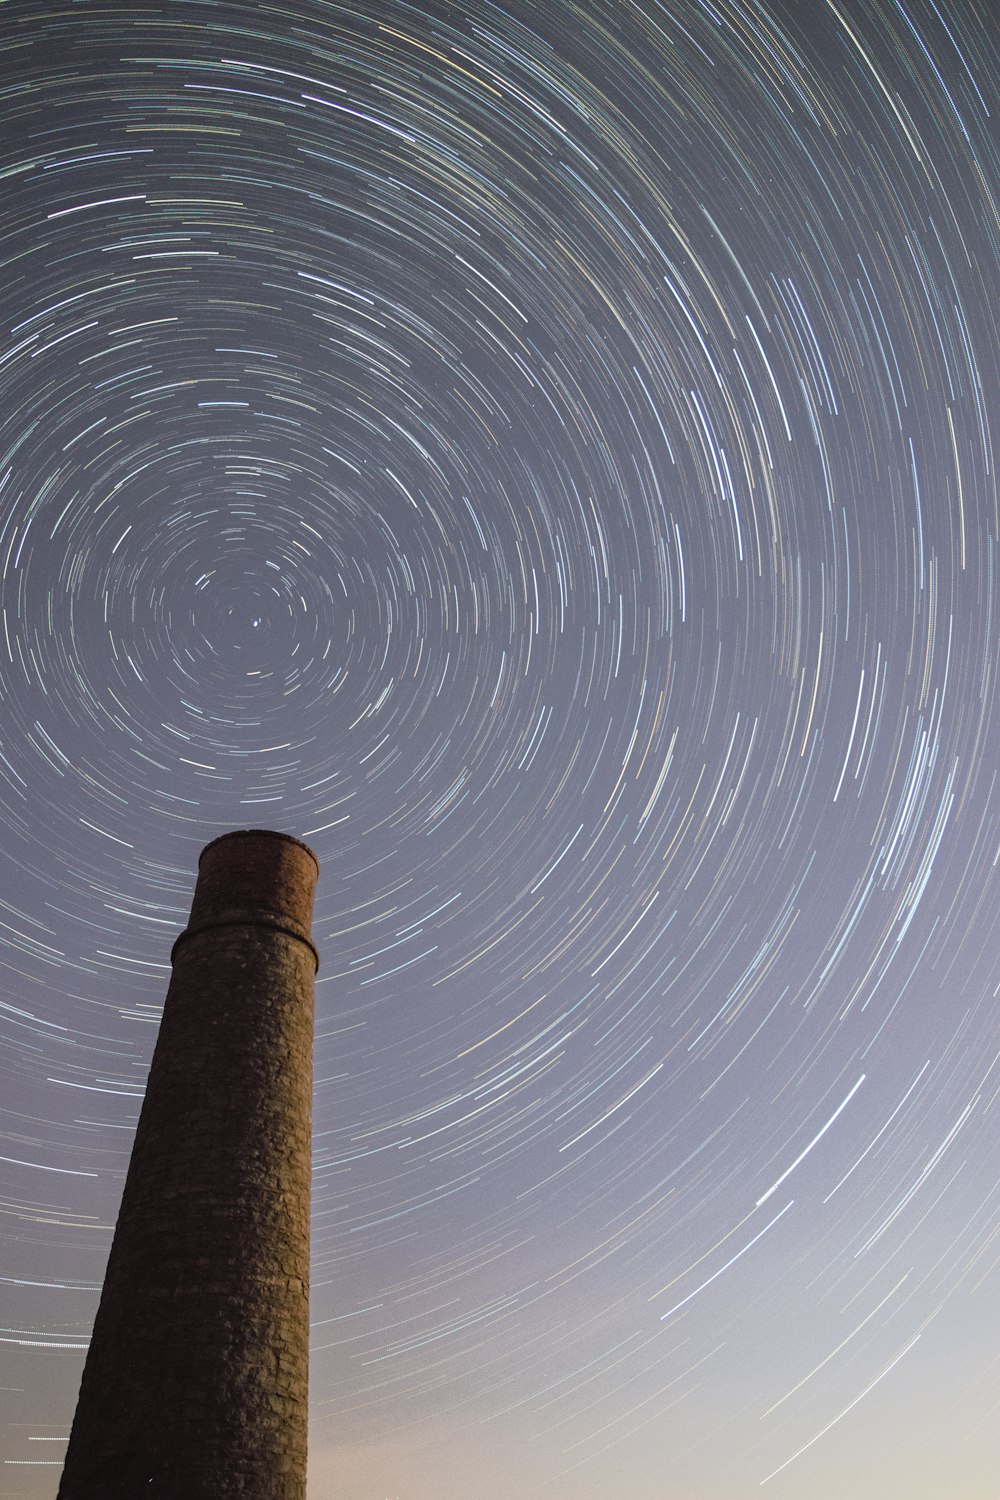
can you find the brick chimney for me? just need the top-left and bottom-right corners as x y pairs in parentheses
(57, 830), (319, 1498)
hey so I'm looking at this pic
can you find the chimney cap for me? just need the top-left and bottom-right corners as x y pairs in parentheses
(199, 828), (319, 873)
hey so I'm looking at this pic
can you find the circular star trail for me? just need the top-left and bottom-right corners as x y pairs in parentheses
(0, 3), (997, 1496)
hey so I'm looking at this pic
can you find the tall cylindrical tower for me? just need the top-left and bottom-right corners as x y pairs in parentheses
(58, 830), (319, 1500)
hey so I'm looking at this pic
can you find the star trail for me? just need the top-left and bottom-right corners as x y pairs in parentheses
(0, 2), (997, 1496)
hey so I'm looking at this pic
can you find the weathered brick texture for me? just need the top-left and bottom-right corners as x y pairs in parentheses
(58, 831), (318, 1500)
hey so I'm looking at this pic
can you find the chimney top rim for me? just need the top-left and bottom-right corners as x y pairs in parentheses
(199, 829), (319, 872)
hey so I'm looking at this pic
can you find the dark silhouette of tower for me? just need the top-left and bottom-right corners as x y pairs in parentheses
(57, 830), (319, 1499)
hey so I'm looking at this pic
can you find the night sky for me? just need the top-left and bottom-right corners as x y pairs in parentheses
(1, 2), (998, 1496)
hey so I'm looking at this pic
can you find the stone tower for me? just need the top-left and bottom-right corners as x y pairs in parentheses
(57, 829), (319, 1499)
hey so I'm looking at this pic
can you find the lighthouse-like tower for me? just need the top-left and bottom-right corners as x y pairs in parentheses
(57, 829), (319, 1499)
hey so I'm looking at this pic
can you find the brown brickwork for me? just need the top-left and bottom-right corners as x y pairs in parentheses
(57, 831), (319, 1500)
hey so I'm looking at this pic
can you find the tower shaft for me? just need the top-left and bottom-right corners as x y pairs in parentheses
(58, 830), (319, 1499)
